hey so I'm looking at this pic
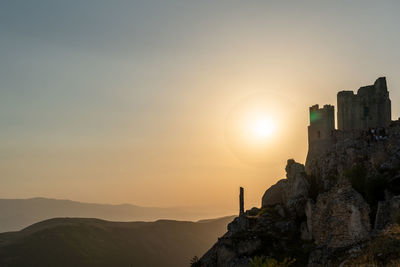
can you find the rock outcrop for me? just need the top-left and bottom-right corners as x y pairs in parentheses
(199, 206), (309, 266)
(262, 159), (309, 214)
(310, 184), (371, 248)
(285, 160), (309, 199)
(261, 180), (286, 207)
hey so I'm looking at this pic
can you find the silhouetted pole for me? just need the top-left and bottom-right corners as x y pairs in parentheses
(239, 187), (244, 216)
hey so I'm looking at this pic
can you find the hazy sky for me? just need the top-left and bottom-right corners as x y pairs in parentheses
(1, 0), (400, 214)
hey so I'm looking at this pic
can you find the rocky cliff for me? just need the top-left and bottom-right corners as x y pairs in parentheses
(198, 120), (400, 266)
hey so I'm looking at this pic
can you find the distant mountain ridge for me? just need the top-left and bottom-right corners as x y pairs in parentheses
(0, 197), (231, 233)
(0, 216), (235, 267)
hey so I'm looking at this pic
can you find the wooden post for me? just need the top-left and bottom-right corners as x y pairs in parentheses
(239, 187), (244, 216)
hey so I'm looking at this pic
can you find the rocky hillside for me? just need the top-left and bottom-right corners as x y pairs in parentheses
(198, 121), (400, 266)
(0, 216), (234, 267)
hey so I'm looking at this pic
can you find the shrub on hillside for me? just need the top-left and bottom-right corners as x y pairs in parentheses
(346, 225), (400, 266)
(250, 256), (296, 267)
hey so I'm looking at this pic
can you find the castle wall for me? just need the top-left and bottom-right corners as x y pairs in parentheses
(337, 91), (357, 130)
(306, 77), (392, 173)
(337, 77), (391, 131)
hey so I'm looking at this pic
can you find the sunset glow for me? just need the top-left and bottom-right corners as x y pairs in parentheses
(1, 1), (399, 215)
(248, 116), (277, 141)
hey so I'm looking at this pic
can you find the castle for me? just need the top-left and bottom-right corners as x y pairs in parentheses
(306, 77), (392, 166)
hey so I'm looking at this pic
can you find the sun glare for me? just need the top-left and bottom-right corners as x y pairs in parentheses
(224, 92), (293, 166)
(248, 116), (277, 141)
(251, 118), (275, 138)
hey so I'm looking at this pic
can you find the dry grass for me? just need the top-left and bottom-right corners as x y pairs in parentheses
(346, 225), (400, 266)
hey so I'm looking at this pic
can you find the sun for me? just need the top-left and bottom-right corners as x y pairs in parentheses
(248, 116), (277, 141)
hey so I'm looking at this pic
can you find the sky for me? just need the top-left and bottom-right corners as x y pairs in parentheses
(1, 0), (400, 215)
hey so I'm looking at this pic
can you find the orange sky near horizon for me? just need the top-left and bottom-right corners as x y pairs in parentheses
(1, 1), (400, 216)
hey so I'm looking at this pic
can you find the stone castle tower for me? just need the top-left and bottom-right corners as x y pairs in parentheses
(306, 77), (392, 167)
(337, 77), (391, 131)
(307, 104), (335, 157)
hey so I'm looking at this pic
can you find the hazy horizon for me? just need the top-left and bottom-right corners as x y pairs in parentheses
(0, 196), (236, 212)
(2, 0), (400, 215)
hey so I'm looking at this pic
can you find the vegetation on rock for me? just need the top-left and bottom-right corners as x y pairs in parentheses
(345, 225), (400, 266)
(250, 256), (296, 267)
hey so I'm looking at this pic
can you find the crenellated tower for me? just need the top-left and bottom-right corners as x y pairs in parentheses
(306, 104), (335, 165)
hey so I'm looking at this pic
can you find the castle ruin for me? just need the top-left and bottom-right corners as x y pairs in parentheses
(306, 77), (392, 166)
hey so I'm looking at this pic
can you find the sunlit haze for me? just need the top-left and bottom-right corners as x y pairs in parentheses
(248, 116), (277, 141)
(1, 0), (400, 216)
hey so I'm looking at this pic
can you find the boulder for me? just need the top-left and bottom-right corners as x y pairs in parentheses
(310, 184), (371, 248)
(261, 179), (286, 207)
(284, 160), (310, 216)
(285, 159), (309, 200)
(262, 159), (309, 208)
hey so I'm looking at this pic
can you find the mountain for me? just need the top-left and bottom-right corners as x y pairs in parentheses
(0, 216), (235, 267)
(0, 198), (229, 233)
